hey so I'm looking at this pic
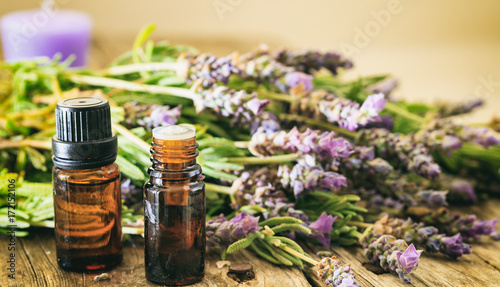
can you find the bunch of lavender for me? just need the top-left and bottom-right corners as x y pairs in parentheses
(192, 85), (270, 130)
(358, 129), (441, 179)
(316, 256), (361, 287)
(232, 168), (355, 248)
(206, 212), (261, 247)
(180, 53), (241, 87)
(273, 48), (353, 75)
(361, 232), (422, 283)
(373, 215), (471, 258)
(122, 102), (181, 130)
(319, 93), (386, 131)
(407, 206), (498, 241)
(248, 127), (353, 163)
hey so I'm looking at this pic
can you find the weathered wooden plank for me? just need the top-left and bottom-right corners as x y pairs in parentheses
(0, 231), (312, 287)
(0, 229), (83, 287)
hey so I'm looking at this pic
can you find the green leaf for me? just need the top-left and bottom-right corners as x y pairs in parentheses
(202, 166), (238, 181)
(116, 155), (146, 182)
(204, 161), (243, 171)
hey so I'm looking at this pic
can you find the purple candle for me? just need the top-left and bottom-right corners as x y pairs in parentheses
(1, 6), (92, 67)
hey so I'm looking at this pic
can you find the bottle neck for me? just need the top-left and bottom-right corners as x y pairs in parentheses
(148, 136), (201, 181)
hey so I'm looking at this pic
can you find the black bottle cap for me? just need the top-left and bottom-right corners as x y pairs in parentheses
(52, 97), (117, 170)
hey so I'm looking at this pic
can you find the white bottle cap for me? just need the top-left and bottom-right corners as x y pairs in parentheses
(152, 124), (196, 140)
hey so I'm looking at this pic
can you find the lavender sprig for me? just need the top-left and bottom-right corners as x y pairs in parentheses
(248, 127), (353, 163)
(181, 53), (241, 87)
(417, 119), (500, 150)
(279, 163), (347, 198)
(317, 256), (361, 287)
(361, 232), (422, 282)
(373, 215), (471, 258)
(206, 212), (261, 247)
(437, 98), (484, 117)
(274, 48), (353, 75)
(359, 129), (441, 179)
(319, 93), (386, 131)
(407, 206), (499, 241)
(192, 85), (270, 130)
(122, 102), (181, 130)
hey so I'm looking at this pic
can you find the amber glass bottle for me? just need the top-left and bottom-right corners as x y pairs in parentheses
(52, 97), (123, 272)
(144, 125), (206, 285)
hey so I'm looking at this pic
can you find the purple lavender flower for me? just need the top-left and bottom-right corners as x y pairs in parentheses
(122, 102), (181, 130)
(441, 135), (462, 151)
(409, 206), (498, 242)
(438, 98), (484, 117)
(308, 212), (336, 248)
(461, 127), (500, 148)
(472, 219), (498, 236)
(279, 163), (347, 197)
(449, 178), (477, 202)
(249, 127), (353, 163)
(439, 234), (472, 258)
(182, 53), (241, 87)
(490, 232), (500, 241)
(148, 105), (182, 128)
(274, 48), (353, 75)
(317, 257), (361, 287)
(373, 215), (472, 259)
(421, 119), (499, 150)
(284, 72), (314, 91)
(360, 129), (441, 179)
(364, 115), (395, 130)
(367, 78), (398, 98)
(319, 93), (386, 131)
(206, 213), (261, 247)
(416, 191), (448, 207)
(193, 85), (270, 129)
(396, 244), (420, 274)
(250, 112), (281, 135)
(362, 232), (422, 282)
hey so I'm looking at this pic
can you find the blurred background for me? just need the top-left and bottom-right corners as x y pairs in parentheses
(1, 0), (499, 123)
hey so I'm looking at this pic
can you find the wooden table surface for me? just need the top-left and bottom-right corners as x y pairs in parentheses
(1, 35), (500, 287)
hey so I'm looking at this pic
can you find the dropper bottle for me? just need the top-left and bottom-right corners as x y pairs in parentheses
(52, 97), (123, 271)
(144, 125), (206, 285)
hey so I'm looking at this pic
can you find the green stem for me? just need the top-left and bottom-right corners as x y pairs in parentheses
(274, 242), (318, 265)
(384, 102), (424, 124)
(233, 141), (249, 149)
(227, 153), (299, 164)
(102, 62), (183, 76)
(258, 90), (294, 102)
(69, 74), (195, 100)
(205, 182), (232, 195)
(348, 221), (373, 229)
(279, 113), (357, 139)
(112, 123), (151, 153)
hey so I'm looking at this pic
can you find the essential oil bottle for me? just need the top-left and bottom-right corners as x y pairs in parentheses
(52, 97), (123, 272)
(144, 125), (206, 285)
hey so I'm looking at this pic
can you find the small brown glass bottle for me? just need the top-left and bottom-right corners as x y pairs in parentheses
(144, 125), (206, 285)
(52, 97), (123, 272)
